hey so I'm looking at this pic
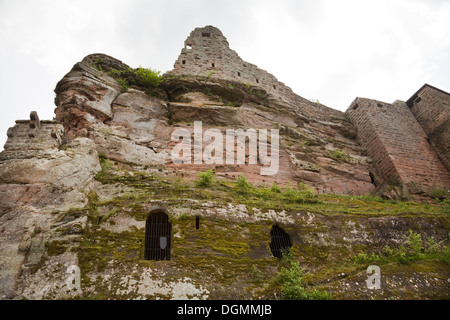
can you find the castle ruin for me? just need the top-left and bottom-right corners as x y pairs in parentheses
(346, 85), (450, 198)
(168, 25), (450, 200)
(0, 25), (449, 300)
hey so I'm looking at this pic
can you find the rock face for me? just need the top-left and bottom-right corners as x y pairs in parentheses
(0, 26), (449, 300)
(0, 118), (100, 298)
(169, 25), (450, 200)
(54, 54), (172, 167)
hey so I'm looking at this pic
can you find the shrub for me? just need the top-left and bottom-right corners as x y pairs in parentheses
(116, 78), (129, 92)
(275, 252), (331, 300)
(431, 187), (448, 201)
(350, 230), (449, 265)
(281, 182), (318, 204)
(405, 229), (423, 256)
(94, 57), (103, 71)
(108, 68), (126, 78)
(270, 182), (281, 193)
(196, 169), (215, 187)
(260, 186), (272, 200)
(282, 184), (299, 203)
(133, 66), (162, 89)
(95, 154), (113, 181)
(297, 182), (315, 197)
(236, 174), (251, 193)
(251, 265), (264, 284)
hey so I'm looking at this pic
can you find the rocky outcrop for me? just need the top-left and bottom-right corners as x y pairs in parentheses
(0, 26), (449, 300)
(50, 51), (377, 194)
(0, 132), (101, 298)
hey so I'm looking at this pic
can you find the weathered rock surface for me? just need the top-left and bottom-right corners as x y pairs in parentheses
(0, 26), (449, 300)
(0, 135), (101, 298)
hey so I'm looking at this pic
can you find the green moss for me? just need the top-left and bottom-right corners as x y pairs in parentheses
(95, 154), (113, 181)
(62, 160), (450, 299)
(326, 149), (351, 163)
(45, 240), (69, 256)
(349, 230), (450, 266)
(196, 238), (250, 257)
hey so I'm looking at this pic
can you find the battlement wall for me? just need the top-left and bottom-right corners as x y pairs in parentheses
(346, 98), (450, 195)
(407, 84), (450, 172)
(3, 111), (64, 151)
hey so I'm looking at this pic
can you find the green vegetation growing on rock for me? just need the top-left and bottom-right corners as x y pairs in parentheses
(351, 230), (450, 266)
(116, 78), (129, 93)
(92, 156), (450, 216)
(45, 240), (69, 256)
(273, 251), (331, 300)
(133, 66), (162, 89)
(196, 169), (215, 187)
(431, 187), (449, 202)
(93, 59), (163, 95)
(236, 174), (251, 194)
(326, 149), (351, 163)
(56, 155), (449, 299)
(95, 154), (113, 181)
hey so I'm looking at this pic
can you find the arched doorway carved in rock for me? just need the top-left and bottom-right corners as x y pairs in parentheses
(144, 210), (171, 261)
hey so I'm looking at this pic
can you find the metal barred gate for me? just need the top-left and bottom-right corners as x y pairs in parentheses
(269, 225), (292, 259)
(144, 211), (171, 261)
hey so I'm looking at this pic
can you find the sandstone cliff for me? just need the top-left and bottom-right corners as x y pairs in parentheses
(0, 26), (449, 300)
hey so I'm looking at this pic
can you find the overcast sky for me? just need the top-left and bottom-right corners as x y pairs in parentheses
(1, 0), (449, 150)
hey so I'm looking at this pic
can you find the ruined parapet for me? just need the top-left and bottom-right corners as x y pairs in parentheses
(3, 111), (64, 151)
(407, 84), (450, 173)
(346, 96), (450, 199)
(167, 26), (316, 116)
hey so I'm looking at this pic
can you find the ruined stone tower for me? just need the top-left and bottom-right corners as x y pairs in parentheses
(345, 85), (450, 199)
(167, 25), (315, 114)
(169, 26), (285, 96)
(168, 26), (450, 200)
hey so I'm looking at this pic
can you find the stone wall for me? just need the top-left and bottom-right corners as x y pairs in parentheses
(407, 84), (450, 173)
(346, 97), (450, 196)
(167, 25), (327, 119)
(344, 99), (394, 187)
(168, 26), (287, 98)
(3, 111), (64, 151)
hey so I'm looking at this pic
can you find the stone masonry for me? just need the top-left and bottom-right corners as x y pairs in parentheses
(167, 25), (323, 118)
(4, 111), (64, 151)
(168, 26), (288, 99)
(169, 25), (450, 199)
(2, 26), (450, 200)
(407, 84), (450, 173)
(346, 92), (450, 198)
